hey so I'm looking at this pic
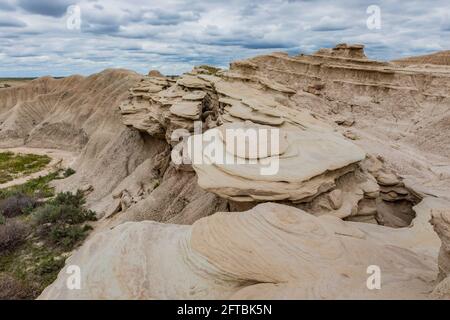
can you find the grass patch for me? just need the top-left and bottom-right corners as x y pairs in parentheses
(0, 78), (36, 81)
(0, 171), (59, 200)
(0, 152), (51, 184)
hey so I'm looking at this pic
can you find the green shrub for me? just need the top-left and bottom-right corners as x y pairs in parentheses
(52, 190), (85, 208)
(31, 190), (96, 251)
(0, 214), (5, 225)
(49, 224), (93, 250)
(36, 256), (65, 276)
(63, 168), (76, 178)
(33, 204), (95, 225)
(33, 191), (96, 225)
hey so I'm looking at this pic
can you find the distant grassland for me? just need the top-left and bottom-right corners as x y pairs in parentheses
(0, 77), (37, 81)
(0, 152), (51, 184)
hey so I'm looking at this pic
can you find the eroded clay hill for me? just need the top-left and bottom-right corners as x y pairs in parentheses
(392, 50), (450, 66)
(2, 44), (450, 299)
(0, 69), (169, 207)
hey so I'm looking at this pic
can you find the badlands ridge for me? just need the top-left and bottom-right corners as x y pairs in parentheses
(1, 44), (450, 299)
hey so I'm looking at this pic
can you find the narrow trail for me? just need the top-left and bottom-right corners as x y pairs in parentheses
(0, 147), (77, 189)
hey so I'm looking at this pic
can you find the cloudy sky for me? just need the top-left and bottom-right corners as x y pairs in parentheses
(0, 0), (448, 77)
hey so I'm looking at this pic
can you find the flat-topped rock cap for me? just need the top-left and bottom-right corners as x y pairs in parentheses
(217, 122), (289, 159)
(148, 69), (164, 77)
(188, 122), (366, 202)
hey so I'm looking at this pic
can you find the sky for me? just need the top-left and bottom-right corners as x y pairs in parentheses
(0, 0), (449, 77)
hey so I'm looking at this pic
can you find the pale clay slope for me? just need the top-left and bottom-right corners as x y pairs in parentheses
(2, 44), (450, 299)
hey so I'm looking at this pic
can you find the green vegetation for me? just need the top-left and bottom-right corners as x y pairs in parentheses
(0, 152), (51, 184)
(0, 77), (36, 81)
(0, 171), (59, 200)
(0, 173), (96, 299)
(62, 167), (76, 178)
(33, 191), (96, 250)
(0, 242), (65, 298)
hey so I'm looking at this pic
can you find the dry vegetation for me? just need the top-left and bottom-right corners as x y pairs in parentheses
(0, 163), (94, 299)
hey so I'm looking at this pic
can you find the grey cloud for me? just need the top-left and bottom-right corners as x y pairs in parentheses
(203, 37), (296, 49)
(0, 0), (15, 11)
(17, 0), (75, 17)
(311, 16), (353, 32)
(82, 22), (120, 34)
(0, 16), (27, 27)
(143, 9), (200, 26)
(7, 52), (39, 57)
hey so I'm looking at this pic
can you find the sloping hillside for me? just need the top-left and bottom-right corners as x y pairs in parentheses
(392, 50), (450, 66)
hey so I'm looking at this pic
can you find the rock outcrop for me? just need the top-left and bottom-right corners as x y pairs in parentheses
(3, 44), (450, 300)
(39, 202), (438, 300)
(118, 45), (438, 225)
(430, 204), (450, 299)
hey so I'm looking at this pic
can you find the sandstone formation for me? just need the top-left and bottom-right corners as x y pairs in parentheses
(39, 202), (439, 300)
(2, 44), (450, 300)
(431, 206), (450, 299)
(118, 45), (445, 226)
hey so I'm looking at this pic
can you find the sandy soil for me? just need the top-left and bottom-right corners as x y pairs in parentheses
(0, 147), (77, 189)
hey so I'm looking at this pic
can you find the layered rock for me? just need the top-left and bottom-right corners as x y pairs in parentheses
(15, 45), (450, 300)
(119, 59), (372, 212)
(39, 202), (438, 300)
(233, 45), (450, 166)
(119, 48), (430, 224)
(188, 122), (365, 203)
(429, 203), (450, 299)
